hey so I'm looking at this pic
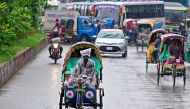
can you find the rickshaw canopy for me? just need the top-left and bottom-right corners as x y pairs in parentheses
(161, 34), (185, 43)
(148, 29), (167, 44)
(123, 19), (135, 30)
(137, 19), (155, 28)
(62, 42), (103, 76)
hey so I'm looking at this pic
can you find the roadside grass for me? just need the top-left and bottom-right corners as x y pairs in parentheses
(0, 32), (46, 64)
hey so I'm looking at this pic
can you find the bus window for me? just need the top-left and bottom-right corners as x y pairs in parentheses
(126, 4), (164, 19)
(95, 5), (120, 24)
(81, 5), (85, 16)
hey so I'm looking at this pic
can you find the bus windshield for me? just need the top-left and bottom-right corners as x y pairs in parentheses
(94, 5), (120, 24)
(125, 4), (164, 19)
(165, 10), (186, 25)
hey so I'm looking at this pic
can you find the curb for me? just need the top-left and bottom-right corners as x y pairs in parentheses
(0, 38), (48, 87)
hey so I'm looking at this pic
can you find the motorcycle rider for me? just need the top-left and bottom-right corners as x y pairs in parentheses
(49, 19), (63, 58)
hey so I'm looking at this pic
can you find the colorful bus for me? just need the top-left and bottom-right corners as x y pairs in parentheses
(46, 1), (60, 10)
(58, 2), (95, 16)
(91, 1), (165, 28)
(164, 2), (189, 32)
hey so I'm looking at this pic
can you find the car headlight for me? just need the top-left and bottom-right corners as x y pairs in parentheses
(86, 91), (94, 99)
(66, 90), (74, 98)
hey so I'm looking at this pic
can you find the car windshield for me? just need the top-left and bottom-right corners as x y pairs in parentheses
(98, 30), (124, 39)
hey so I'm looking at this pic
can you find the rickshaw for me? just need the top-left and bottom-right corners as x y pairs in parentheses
(136, 19), (154, 52)
(123, 19), (137, 45)
(185, 31), (190, 62)
(157, 34), (186, 87)
(61, 17), (77, 43)
(59, 42), (104, 109)
(146, 29), (167, 72)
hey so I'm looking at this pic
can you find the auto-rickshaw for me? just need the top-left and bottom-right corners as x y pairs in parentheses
(136, 19), (154, 52)
(146, 29), (167, 72)
(157, 34), (186, 87)
(59, 42), (104, 109)
(61, 17), (76, 42)
(123, 19), (137, 45)
(48, 17), (77, 43)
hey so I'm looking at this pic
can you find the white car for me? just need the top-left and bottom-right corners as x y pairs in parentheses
(95, 29), (128, 57)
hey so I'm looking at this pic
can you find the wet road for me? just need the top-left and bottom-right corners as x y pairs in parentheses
(1, 45), (190, 109)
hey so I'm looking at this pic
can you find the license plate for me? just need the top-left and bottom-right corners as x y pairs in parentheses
(106, 47), (112, 50)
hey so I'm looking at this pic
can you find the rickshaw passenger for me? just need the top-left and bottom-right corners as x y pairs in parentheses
(152, 33), (162, 60)
(168, 40), (181, 59)
(147, 42), (154, 62)
(75, 48), (95, 78)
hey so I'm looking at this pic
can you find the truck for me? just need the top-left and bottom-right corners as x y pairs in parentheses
(44, 10), (97, 42)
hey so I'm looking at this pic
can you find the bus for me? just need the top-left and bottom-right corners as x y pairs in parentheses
(72, 2), (94, 16)
(92, 1), (165, 28)
(46, 1), (60, 10)
(58, 2), (95, 16)
(164, 2), (189, 31)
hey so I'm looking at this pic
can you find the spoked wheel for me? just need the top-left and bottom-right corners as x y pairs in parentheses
(59, 88), (64, 109)
(157, 62), (160, 85)
(146, 58), (148, 73)
(141, 39), (144, 52)
(172, 64), (176, 87)
(136, 42), (139, 52)
(76, 91), (83, 109)
(183, 69), (186, 86)
(99, 88), (104, 109)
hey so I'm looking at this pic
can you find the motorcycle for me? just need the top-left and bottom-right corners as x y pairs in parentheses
(50, 40), (61, 64)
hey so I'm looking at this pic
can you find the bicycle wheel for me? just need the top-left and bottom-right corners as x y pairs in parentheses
(157, 62), (160, 85)
(142, 39), (144, 52)
(172, 64), (176, 87)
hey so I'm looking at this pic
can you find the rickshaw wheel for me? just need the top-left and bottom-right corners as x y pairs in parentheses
(136, 43), (139, 51)
(59, 89), (64, 109)
(157, 62), (160, 85)
(146, 58), (148, 72)
(172, 64), (176, 87)
(141, 39), (144, 52)
(183, 69), (186, 86)
(99, 88), (103, 109)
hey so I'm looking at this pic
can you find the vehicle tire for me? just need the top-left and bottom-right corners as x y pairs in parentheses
(71, 35), (77, 44)
(81, 35), (88, 42)
(59, 89), (64, 109)
(136, 43), (139, 52)
(54, 58), (57, 64)
(142, 39), (144, 52)
(183, 69), (186, 86)
(157, 62), (160, 85)
(122, 53), (126, 58)
(76, 92), (83, 109)
(99, 91), (103, 109)
(172, 64), (176, 88)
(146, 58), (148, 73)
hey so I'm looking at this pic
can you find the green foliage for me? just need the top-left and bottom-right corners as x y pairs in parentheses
(0, 0), (46, 53)
(0, 32), (46, 63)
